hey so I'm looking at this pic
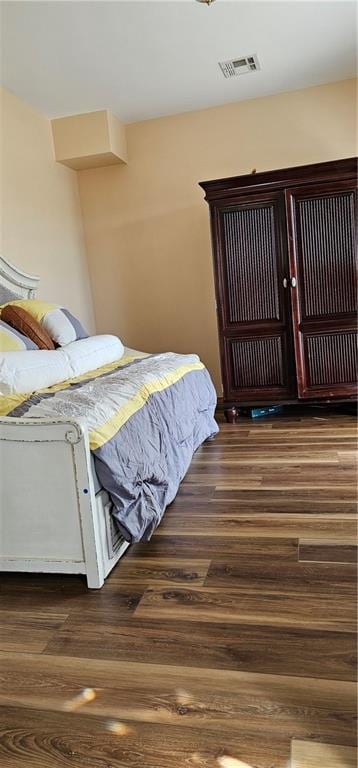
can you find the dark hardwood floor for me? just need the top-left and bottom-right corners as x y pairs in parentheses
(0, 409), (357, 768)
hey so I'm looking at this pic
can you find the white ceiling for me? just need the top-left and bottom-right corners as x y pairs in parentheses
(1, 0), (357, 124)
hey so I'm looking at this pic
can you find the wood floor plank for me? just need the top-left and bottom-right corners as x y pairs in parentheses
(204, 560), (357, 596)
(0, 576), (146, 615)
(128, 535), (298, 561)
(291, 739), (357, 768)
(189, 461), (344, 473)
(213, 487), (356, 501)
(299, 540), (358, 564)
(192, 448), (342, 460)
(186, 468), (358, 482)
(135, 585), (356, 631)
(202, 443), (356, 454)
(176, 484), (216, 499)
(248, 428), (357, 437)
(0, 611), (68, 653)
(107, 558), (211, 586)
(0, 653), (355, 746)
(156, 514), (357, 540)
(185, 478), (264, 489)
(44, 614), (357, 681)
(187, 479), (356, 492)
(0, 706), (291, 768)
(185, 464), (357, 480)
(202, 433), (356, 442)
(170, 498), (358, 515)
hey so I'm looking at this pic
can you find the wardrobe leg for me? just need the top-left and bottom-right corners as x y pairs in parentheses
(224, 406), (238, 424)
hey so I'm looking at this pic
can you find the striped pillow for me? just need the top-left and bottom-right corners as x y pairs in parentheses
(0, 299), (88, 347)
(0, 318), (39, 351)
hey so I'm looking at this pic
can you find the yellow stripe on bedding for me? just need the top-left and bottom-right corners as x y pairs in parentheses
(88, 361), (205, 450)
(39, 353), (141, 394)
(0, 353), (143, 416)
(0, 393), (26, 415)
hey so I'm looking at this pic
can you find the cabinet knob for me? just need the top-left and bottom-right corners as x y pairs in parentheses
(291, 276), (297, 288)
(283, 277), (288, 288)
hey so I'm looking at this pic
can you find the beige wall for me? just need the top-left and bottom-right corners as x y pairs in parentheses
(78, 79), (357, 391)
(0, 87), (95, 331)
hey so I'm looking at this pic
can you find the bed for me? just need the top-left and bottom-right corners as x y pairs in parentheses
(0, 256), (218, 587)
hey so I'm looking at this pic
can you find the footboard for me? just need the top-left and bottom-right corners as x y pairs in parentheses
(0, 416), (128, 587)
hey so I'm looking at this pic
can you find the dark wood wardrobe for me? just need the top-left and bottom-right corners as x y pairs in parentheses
(199, 158), (357, 419)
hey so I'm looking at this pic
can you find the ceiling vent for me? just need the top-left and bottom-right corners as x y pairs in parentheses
(219, 54), (260, 79)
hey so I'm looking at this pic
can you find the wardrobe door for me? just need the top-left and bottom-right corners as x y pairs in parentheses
(213, 192), (296, 402)
(286, 180), (357, 399)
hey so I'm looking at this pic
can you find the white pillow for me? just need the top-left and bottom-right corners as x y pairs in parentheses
(0, 348), (70, 395)
(65, 335), (124, 378)
(0, 335), (124, 395)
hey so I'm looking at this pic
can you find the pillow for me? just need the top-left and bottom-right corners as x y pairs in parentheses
(0, 318), (39, 351)
(64, 335), (124, 378)
(0, 285), (21, 304)
(0, 348), (71, 395)
(0, 335), (124, 394)
(2, 304), (55, 350)
(0, 299), (88, 346)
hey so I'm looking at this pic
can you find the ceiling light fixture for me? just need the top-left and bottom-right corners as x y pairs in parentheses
(196, 0), (216, 5)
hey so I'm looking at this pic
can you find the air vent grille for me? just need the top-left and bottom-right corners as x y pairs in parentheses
(219, 54), (260, 78)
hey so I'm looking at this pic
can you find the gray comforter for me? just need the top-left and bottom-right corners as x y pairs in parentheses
(7, 351), (218, 541)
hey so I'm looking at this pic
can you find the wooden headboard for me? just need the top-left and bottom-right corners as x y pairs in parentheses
(0, 255), (39, 299)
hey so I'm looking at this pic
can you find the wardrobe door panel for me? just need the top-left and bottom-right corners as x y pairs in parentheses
(213, 192), (296, 401)
(221, 205), (280, 324)
(286, 181), (357, 398)
(227, 333), (289, 392)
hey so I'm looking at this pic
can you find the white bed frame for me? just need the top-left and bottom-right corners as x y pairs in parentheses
(0, 255), (129, 587)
